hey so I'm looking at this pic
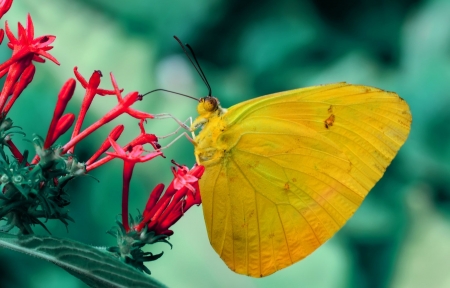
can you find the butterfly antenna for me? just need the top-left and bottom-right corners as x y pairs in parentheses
(185, 44), (212, 96)
(140, 88), (200, 102)
(173, 36), (212, 96)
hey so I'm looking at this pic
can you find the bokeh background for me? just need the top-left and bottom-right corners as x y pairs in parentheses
(0, 0), (449, 287)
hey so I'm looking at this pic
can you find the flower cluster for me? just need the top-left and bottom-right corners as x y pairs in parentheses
(107, 163), (204, 274)
(0, 2), (67, 234)
(138, 163), (204, 235)
(0, 0), (204, 274)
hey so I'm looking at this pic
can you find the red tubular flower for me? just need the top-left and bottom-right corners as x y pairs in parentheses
(68, 68), (116, 154)
(146, 197), (171, 231)
(0, 60), (30, 112)
(108, 73), (154, 121)
(6, 138), (24, 163)
(0, 0), (13, 19)
(85, 125), (160, 172)
(106, 137), (162, 164)
(135, 164), (205, 235)
(129, 119), (160, 150)
(51, 113), (75, 145)
(106, 137), (163, 232)
(143, 183), (165, 219)
(43, 78), (76, 149)
(0, 14), (58, 111)
(74, 67), (117, 96)
(0, 29), (4, 45)
(3, 63), (35, 115)
(2, 14), (59, 68)
(184, 180), (202, 209)
(62, 73), (153, 153)
(85, 125), (124, 166)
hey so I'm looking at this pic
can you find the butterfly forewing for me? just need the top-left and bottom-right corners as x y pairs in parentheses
(195, 83), (412, 277)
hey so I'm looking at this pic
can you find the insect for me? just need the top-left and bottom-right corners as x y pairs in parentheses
(174, 37), (412, 277)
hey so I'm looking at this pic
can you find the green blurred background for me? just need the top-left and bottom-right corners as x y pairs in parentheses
(0, 0), (449, 287)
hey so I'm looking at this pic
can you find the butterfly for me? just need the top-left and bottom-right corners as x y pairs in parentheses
(168, 36), (411, 277)
(190, 82), (411, 277)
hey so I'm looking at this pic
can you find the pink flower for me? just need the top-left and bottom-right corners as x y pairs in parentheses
(172, 165), (200, 192)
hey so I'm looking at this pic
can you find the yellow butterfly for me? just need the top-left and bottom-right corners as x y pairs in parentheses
(190, 82), (411, 277)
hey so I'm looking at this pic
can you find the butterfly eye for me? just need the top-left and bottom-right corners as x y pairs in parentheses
(202, 97), (218, 112)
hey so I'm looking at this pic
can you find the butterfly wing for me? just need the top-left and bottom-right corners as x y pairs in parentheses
(197, 83), (411, 277)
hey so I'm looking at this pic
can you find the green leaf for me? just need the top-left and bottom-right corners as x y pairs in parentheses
(0, 232), (167, 288)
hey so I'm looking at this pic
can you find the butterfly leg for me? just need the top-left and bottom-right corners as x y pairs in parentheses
(155, 113), (197, 141)
(158, 131), (195, 149)
(157, 117), (193, 139)
(156, 117), (196, 147)
(153, 113), (191, 130)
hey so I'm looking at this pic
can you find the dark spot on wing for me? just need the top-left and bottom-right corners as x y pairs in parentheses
(324, 114), (335, 129)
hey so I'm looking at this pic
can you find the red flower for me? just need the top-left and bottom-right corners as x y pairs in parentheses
(106, 137), (162, 163)
(4, 14), (58, 67)
(43, 79), (76, 149)
(136, 164), (205, 236)
(108, 73), (154, 121)
(2, 63), (35, 115)
(106, 137), (163, 232)
(5, 138), (24, 163)
(0, 0), (13, 20)
(172, 165), (199, 192)
(128, 120), (160, 150)
(62, 73), (153, 153)
(0, 14), (59, 114)
(85, 120), (160, 172)
(85, 125), (124, 166)
(67, 68), (116, 154)
(51, 113), (76, 145)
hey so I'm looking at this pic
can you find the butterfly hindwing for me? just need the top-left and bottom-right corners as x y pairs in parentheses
(195, 83), (411, 277)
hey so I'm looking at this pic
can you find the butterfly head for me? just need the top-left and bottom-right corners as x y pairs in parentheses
(191, 96), (227, 132)
(198, 96), (219, 114)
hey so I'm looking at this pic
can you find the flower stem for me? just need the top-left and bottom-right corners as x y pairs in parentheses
(121, 161), (135, 232)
